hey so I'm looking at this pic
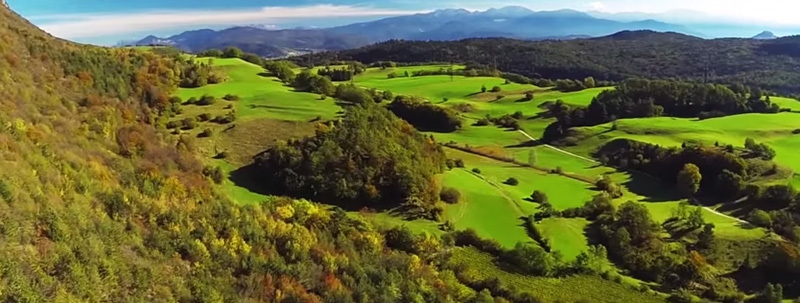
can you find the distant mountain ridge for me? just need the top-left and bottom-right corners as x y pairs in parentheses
(134, 6), (702, 57)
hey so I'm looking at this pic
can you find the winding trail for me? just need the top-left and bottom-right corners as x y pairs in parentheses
(515, 129), (752, 225)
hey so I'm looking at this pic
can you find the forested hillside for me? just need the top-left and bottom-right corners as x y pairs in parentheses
(0, 7), (519, 303)
(294, 32), (800, 93)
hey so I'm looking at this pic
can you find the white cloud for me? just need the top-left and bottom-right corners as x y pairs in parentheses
(34, 5), (426, 39)
(588, 2), (606, 11)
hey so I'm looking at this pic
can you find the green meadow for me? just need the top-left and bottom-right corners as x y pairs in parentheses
(563, 113), (800, 174)
(178, 58), (342, 122)
(170, 60), (773, 299)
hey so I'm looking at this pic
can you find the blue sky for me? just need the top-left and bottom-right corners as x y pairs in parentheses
(8, 0), (800, 45)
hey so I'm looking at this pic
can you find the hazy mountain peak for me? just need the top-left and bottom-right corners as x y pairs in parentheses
(431, 8), (472, 17)
(532, 9), (592, 18)
(753, 31), (777, 39)
(482, 6), (534, 17)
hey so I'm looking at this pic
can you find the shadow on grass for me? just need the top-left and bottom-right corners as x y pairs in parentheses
(229, 163), (275, 197)
(716, 197), (765, 218)
(505, 140), (543, 148)
(618, 170), (684, 202)
(527, 111), (552, 120)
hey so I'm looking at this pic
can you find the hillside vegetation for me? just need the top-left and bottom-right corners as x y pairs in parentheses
(0, 7), (535, 303)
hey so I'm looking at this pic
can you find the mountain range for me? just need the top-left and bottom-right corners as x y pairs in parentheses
(135, 6), (704, 57)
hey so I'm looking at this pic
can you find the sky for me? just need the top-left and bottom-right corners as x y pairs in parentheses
(8, 0), (800, 45)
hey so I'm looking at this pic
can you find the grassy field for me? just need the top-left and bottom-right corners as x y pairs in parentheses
(538, 217), (591, 259)
(562, 113), (800, 175)
(448, 247), (667, 303)
(440, 168), (531, 248)
(179, 58), (343, 122)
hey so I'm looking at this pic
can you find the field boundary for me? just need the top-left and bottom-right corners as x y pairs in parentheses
(442, 143), (597, 185)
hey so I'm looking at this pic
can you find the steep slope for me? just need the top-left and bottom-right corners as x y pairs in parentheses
(0, 6), (501, 303)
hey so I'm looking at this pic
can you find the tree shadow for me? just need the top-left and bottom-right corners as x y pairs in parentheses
(527, 111), (552, 119)
(229, 162), (400, 213)
(716, 197), (761, 218)
(229, 163), (275, 197)
(620, 170), (684, 202)
(257, 72), (274, 78)
(504, 140), (542, 148)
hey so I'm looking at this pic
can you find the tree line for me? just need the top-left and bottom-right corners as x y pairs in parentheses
(292, 34), (800, 94)
(543, 79), (781, 142)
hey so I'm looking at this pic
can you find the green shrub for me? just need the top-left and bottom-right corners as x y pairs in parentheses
(166, 121), (180, 129)
(454, 159), (465, 168)
(222, 94), (240, 101)
(475, 118), (490, 126)
(197, 95), (216, 106)
(440, 187), (462, 204)
(182, 117), (198, 130)
(490, 86), (502, 93)
(213, 111), (237, 124)
(198, 113), (213, 122)
(530, 190), (548, 203)
(0, 180), (12, 202)
(523, 92), (534, 101)
(471, 168), (481, 174)
(214, 151), (229, 159)
(202, 166), (225, 184)
(198, 128), (213, 138)
(185, 97), (198, 104)
(505, 178), (519, 186)
(748, 209), (773, 228)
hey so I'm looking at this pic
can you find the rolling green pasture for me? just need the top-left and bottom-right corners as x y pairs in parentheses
(179, 58), (342, 122)
(538, 218), (591, 259)
(771, 96), (800, 111)
(174, 60), (767, 259)
(562, 113), (800, 174)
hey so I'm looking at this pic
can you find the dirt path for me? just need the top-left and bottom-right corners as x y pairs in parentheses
(516, 129), (752, 225)
(465, 170), (525, 217)
(517, 129), (599, 164)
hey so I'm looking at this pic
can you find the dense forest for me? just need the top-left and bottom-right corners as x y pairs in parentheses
(294, 32), (800, 93)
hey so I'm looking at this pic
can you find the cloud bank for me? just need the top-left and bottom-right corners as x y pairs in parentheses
(34, 5), (426, 39)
